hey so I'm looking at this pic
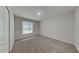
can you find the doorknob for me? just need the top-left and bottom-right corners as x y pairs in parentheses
(0, 41), (3, 46)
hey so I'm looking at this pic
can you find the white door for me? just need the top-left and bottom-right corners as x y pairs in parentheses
(0, 7), (4, 52)
(0, 7), (9, 53)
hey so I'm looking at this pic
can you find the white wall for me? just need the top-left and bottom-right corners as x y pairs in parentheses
(14, 16), (40, 40)
(40, 12), (75, 44)
(74, 7), (79, 51)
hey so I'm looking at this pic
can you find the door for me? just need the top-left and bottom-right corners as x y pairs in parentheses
(0, 7), (4, 52)
(0, 7), (9, 53)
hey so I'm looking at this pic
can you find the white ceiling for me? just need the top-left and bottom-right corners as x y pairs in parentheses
(9, 6), (76, 21)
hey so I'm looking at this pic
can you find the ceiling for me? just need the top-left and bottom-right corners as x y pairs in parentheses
(8, 6), (76, 21)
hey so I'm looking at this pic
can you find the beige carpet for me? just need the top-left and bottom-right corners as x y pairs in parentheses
(11, 35), (78, 53)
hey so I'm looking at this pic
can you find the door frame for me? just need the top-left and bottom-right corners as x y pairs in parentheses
(5, 6), (10, 52)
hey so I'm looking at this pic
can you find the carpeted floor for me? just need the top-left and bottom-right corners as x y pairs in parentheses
(11, 35), (78, 53)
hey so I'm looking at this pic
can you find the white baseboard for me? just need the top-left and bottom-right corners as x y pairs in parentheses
(40, 34), (74, 45)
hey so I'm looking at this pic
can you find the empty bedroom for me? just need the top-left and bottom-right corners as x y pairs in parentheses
(0, 6), (79, 53)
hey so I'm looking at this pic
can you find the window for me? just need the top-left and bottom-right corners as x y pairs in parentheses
(22, 21), (33, 34)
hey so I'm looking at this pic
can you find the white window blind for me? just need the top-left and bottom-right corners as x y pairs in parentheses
(22, 21), (33, 34)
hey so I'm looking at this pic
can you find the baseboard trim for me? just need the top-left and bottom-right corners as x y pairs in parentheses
(15, 35), (39, 41)
(40, 34), (74, 46)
